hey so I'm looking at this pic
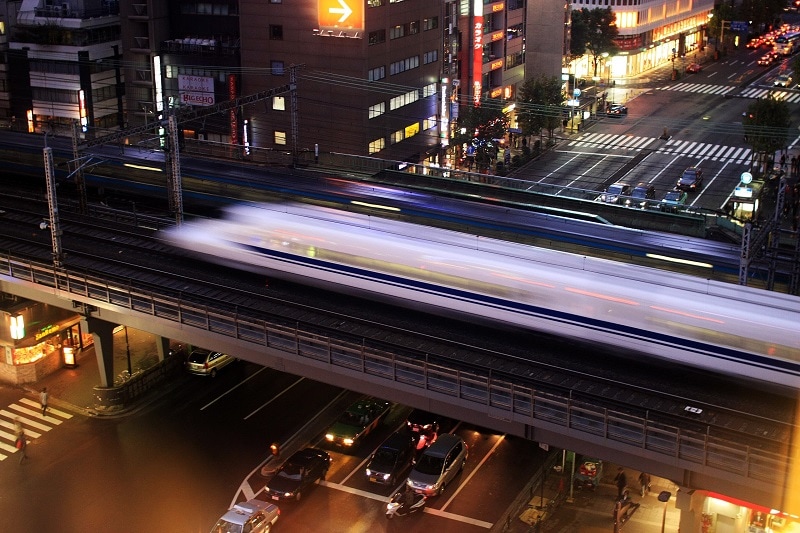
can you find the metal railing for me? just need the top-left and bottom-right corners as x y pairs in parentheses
(0, 252), (789, 487)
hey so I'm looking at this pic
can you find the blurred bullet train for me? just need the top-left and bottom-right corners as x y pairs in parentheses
(163, 203), (800, 389)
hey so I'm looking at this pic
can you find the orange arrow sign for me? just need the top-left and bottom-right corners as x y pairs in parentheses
(318, 0), (363, 30)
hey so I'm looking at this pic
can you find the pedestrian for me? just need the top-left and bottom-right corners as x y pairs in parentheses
(614, 467), (627, 498)
(638, 472), (651, 496)
(15, 426), (27, 464)
(791, 156), (798, 177)
(40, 387), (48, 417)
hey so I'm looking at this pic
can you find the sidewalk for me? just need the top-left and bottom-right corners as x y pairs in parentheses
(21, 327), (174, 416)
(503, 464), (681, 533)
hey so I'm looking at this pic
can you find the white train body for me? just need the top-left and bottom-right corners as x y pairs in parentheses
(163, 204), (800, 389)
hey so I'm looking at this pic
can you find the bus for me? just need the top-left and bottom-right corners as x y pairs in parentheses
(774, 31), (800, 54)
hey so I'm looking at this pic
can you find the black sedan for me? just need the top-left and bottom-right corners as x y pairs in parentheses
(264, 448), (331, 501)
(605, 103), (628, 116)
(676, 167), (703, 191)
(365, 431), (417, 485)
(625, 183), (656, 208)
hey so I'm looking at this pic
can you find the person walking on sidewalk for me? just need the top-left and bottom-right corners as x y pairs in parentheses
(40, 387), (48, 417)
(614, 467), (628, 498)
(638, 472), (651, 496)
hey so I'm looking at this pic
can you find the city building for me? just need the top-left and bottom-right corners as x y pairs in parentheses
(568, 0), (714, 82)
(238, 0), (449, 163)
(6, 0), (123, 136)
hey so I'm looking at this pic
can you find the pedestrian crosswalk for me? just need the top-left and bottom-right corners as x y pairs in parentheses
(0, 397), (73, 461)
(567, 133), (753, 165)
(737, 87), (800, 103)
(657, 83), (736, 96)
(657, 83), (800, 103)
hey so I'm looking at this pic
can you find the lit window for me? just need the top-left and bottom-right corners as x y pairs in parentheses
(275, 131), (287, 145)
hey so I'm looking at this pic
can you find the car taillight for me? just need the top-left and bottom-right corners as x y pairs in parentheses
(204, 362), (209, 369)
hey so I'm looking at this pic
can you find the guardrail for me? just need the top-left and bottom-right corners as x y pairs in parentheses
(0, 252), (789, 489)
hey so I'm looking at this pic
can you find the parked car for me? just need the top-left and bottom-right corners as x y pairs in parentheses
(324, 397), (391, 449)
(774, 74), (793, 87)
(264, 448), (331, 501)
(625, 183), (656, 208)
(676, 167), (703, 191)
(365, 431), (417, 485)
(186, 349), (235, 377)
(407, 433), (468, 496)
(605, 103), (628, 116)
(660, 190), (688, 212)
(596, 183), (632, 204)
(209, 498), (280, 533)
(685, 63), (702, 73)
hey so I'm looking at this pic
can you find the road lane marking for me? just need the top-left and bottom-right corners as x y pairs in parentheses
(200, 365), (268, 411)
(441, 433), (506, 512)
(320, 480), (493, 528)
(243, 376), (305, 420)
(1, 408), (54, 431)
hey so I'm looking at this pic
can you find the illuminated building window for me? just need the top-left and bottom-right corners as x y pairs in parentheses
(390, 89), (419, 110)
(390, 24), (405, 39)
(390, 129), (405, 144)
(271, 61), (285, 75)
(273, 96), (285, 111)
(389, 55), (419, 75)
(274, 131), (286, 145)
(423, 115), (437, 130)
(422, 83), (436, 97)
(368, 0), (384, 6)
(423, 50), (439, 64)
(368, 138), (385, 153)
(369, 102), (385, 118)
(368, 66), (385, 81)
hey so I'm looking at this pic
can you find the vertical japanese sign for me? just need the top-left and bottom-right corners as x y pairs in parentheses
(472, 0), (484, 105)
(228, 74), (238, 146)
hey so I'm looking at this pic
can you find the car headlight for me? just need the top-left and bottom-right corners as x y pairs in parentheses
(284, 492), (292, 498)
(366, 468), (372, 476)
(325, 433), (334, 441)
(383, 473), (391, 481)
(343, 438), (354, 446)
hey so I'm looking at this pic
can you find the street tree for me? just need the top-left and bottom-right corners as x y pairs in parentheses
(571, 8), (619, 77)
(707, 5), (736, 52)
(517, 75), (564, 142)
(451, 101), (509, 171)
(736, 0), (783, 35)
(742, 95), (791, 173)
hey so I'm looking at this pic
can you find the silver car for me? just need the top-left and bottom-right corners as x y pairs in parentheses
(406, 433), (468, 496)
(210, 498), (279, 533)
(186, 349), (235, 377)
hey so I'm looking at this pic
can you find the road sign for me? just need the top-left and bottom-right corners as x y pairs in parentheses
(318, 0), (364, 32)
(730, 21), (749, 32)
(573, 88), (582, 98)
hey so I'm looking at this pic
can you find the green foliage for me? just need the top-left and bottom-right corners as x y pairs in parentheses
(742, 95), (791, 157)
(792, 55), (800, 80)
(736, 0), (783, 33)
(451, 101), (509, 171)
(571, 8), (620, 76)
(517, 75), (564, 138)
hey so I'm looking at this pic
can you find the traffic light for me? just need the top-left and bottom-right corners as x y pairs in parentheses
(270, 442), (280, 457)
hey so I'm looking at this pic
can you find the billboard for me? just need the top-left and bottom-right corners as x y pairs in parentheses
(178, 75), (215, 106)
(318, 0), (364, 33)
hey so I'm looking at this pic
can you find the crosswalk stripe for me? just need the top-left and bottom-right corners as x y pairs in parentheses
(573, 134), (751, 164)
(0, 418), (42, 439)
(1, 408), (55, 431)
(19, 398), (73, 419)
(0, 398), (74, 460)
(660, 83), (800, 102)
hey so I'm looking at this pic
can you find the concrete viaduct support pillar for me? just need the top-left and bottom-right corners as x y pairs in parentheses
(82, 317), (116, 388)
(156, 336), (170, 362)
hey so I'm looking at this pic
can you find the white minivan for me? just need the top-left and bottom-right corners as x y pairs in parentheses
(406, 433), (468, 496)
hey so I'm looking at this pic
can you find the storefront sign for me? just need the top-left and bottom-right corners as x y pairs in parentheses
(178, 75), (215, 107)
(228, 74), (238, 146)
(472, 0), (484, 105)
(35, 324), (59, 341)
